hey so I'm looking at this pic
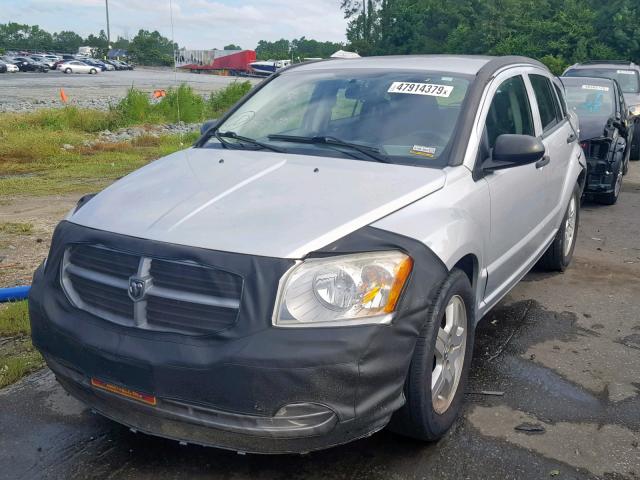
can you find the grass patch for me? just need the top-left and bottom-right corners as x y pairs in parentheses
(0, 222), (33, 235)
(0, 347), (43, 389)
(0, 81), (251, 197)
(0, 302), (43, 389)
(0, 301), (30, 336)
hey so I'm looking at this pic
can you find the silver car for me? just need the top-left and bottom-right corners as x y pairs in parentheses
(58, 60), (99, 74)
(30, 55), (585, 454)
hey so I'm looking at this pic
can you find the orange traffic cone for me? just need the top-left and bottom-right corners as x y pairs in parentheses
(60, 88), (68, 103)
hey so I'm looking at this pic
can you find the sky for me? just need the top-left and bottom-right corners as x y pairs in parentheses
(1, 0), (348, 50)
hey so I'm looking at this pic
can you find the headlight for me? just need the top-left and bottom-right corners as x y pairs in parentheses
(273, 251), (413, 327)
(629, 104), (640, 117)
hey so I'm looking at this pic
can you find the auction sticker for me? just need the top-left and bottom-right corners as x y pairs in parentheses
(582, 85), (610, 92)
(388, 82), (453, 97)
(410, 145), (437, 157)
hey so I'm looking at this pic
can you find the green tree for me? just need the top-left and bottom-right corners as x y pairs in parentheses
(52, 31), (83, 53)
(255, 39), (291, 60)
(223, 44), (242, 50)
(128, 29), (177, 66)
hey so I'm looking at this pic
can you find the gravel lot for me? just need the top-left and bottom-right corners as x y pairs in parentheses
(0, 164), (639, 479)
(0, 68), (261, 112)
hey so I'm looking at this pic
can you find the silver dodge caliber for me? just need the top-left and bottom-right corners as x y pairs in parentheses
(29, 55), (586, 454)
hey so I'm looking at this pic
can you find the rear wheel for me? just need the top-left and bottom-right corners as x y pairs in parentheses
(631, 124), (640, 161)
(538, 183), (580, 271)
(389, 269), (474, 441)
(64, 68), (71, 74)
(90, 68), (97, 74)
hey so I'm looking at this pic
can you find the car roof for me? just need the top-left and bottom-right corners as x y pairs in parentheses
(561, 76), (616, 86)
(568, 61), (638, 70)
(287, 54), (546, 76)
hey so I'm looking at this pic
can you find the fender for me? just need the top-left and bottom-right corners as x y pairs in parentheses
(373, 167), (489, 314)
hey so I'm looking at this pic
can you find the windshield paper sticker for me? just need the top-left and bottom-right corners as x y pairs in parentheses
(388, 82), (453, 97)
(582, 85), (610, 92)
(617, 70), (635, 75)
(410, 145), (437, 157)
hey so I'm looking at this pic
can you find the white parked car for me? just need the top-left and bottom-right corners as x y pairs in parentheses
(3, 62), (19, 73)
(31, 55), (586, 454)
(58, 61), (100, 75)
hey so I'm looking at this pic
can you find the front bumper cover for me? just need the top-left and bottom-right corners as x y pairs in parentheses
(29, 221), (448, 453)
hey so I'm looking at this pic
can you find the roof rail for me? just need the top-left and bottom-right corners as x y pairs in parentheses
(580, 60), (631, 65)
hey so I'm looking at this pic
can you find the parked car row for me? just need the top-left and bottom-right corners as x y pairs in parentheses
(0, 51), (134, 74)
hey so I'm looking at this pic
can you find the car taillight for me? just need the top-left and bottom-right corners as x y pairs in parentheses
(580, 141), (589, 150)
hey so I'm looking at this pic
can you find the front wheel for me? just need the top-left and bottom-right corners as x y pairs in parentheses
(90, 69), (97, 74)
(596, 159), (623, 205)
(389, 269), (475, 441)
(64, 68), (71, 74)
(538, 183), (580, 271)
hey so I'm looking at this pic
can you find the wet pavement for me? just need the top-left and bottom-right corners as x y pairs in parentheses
(1, 166), (639, 479)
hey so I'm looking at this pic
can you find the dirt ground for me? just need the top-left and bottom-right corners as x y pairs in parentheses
(0, 164), (639, 479)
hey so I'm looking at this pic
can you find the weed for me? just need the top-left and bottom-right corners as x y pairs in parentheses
(154, 84), (205, 123)
(0, 346), (43, 389)
(0, 222), (33, 235)
(0, 301), (30, 337)
(206, 81), (252, 118)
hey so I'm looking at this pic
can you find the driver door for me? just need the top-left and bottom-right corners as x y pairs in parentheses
(481, 74), (551, 307)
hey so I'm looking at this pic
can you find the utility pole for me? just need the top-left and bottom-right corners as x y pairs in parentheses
(362, 0), (366, 41)
(105, 0), (111, 50)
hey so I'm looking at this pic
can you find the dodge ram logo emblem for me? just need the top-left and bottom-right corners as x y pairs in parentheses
(128, 278), (147, 301)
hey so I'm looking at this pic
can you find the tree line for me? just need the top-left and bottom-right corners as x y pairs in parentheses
(0, 23), (344, 66)
(255, 37), (344, 61)
(0, 23), (177, 65)
(340, 0), (640, 73)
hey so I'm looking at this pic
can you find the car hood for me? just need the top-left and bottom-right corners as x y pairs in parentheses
(578, 116), (609, 141)
(69, 148), (446, 258)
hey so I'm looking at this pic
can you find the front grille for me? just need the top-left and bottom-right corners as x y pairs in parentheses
(61, 244), (243, 335)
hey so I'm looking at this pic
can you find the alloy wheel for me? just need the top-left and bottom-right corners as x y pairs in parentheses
(564, 195), (577, 258)
(432, 295), (467, 414)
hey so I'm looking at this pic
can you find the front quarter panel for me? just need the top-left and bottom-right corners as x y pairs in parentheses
(373, 166), (490, 315)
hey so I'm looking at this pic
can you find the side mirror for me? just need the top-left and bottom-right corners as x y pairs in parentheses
(200, 119), (219, 136)
(483, 134), (546, 171)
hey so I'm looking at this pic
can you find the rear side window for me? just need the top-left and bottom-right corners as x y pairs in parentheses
(553, 83), (568, 118)
(485, 75), (535, 148)
(530, 74), (562, 131)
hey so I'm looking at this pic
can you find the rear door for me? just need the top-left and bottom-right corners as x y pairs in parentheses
(529, 73), (574, 224)
(480, 72), (551, 306)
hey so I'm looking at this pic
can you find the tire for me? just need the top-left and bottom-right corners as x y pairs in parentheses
(538, 183), (580, 271)
(389, 269), (475, 441)
(64, 68), (71, 74)
(631, 124), (640, 161)
(90, 69), (97, 75)
(596, 158), (623, 205)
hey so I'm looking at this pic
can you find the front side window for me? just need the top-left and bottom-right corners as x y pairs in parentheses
(530, 74), (562, 131)
(485, 75), (535, 148)
(203, 69), (473, 167)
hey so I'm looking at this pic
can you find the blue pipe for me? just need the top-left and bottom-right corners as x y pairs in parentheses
(0, 286), (31, 302)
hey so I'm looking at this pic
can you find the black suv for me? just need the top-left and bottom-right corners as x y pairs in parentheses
(564, 61), (640, 160)
(561, 76), (630, 204)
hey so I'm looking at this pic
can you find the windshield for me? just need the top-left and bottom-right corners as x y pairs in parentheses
(203, 69), (472, 167)
(563, 81), (615, 119)
(565, 68), (640, 94)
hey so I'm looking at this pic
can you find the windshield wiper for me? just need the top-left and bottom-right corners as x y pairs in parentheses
(216, 131), (285, 153)
(267, 134), (390, 163)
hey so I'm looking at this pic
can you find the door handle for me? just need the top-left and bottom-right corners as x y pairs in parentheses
(536, 155), (550, 169)
(567, 133), (577, 143)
